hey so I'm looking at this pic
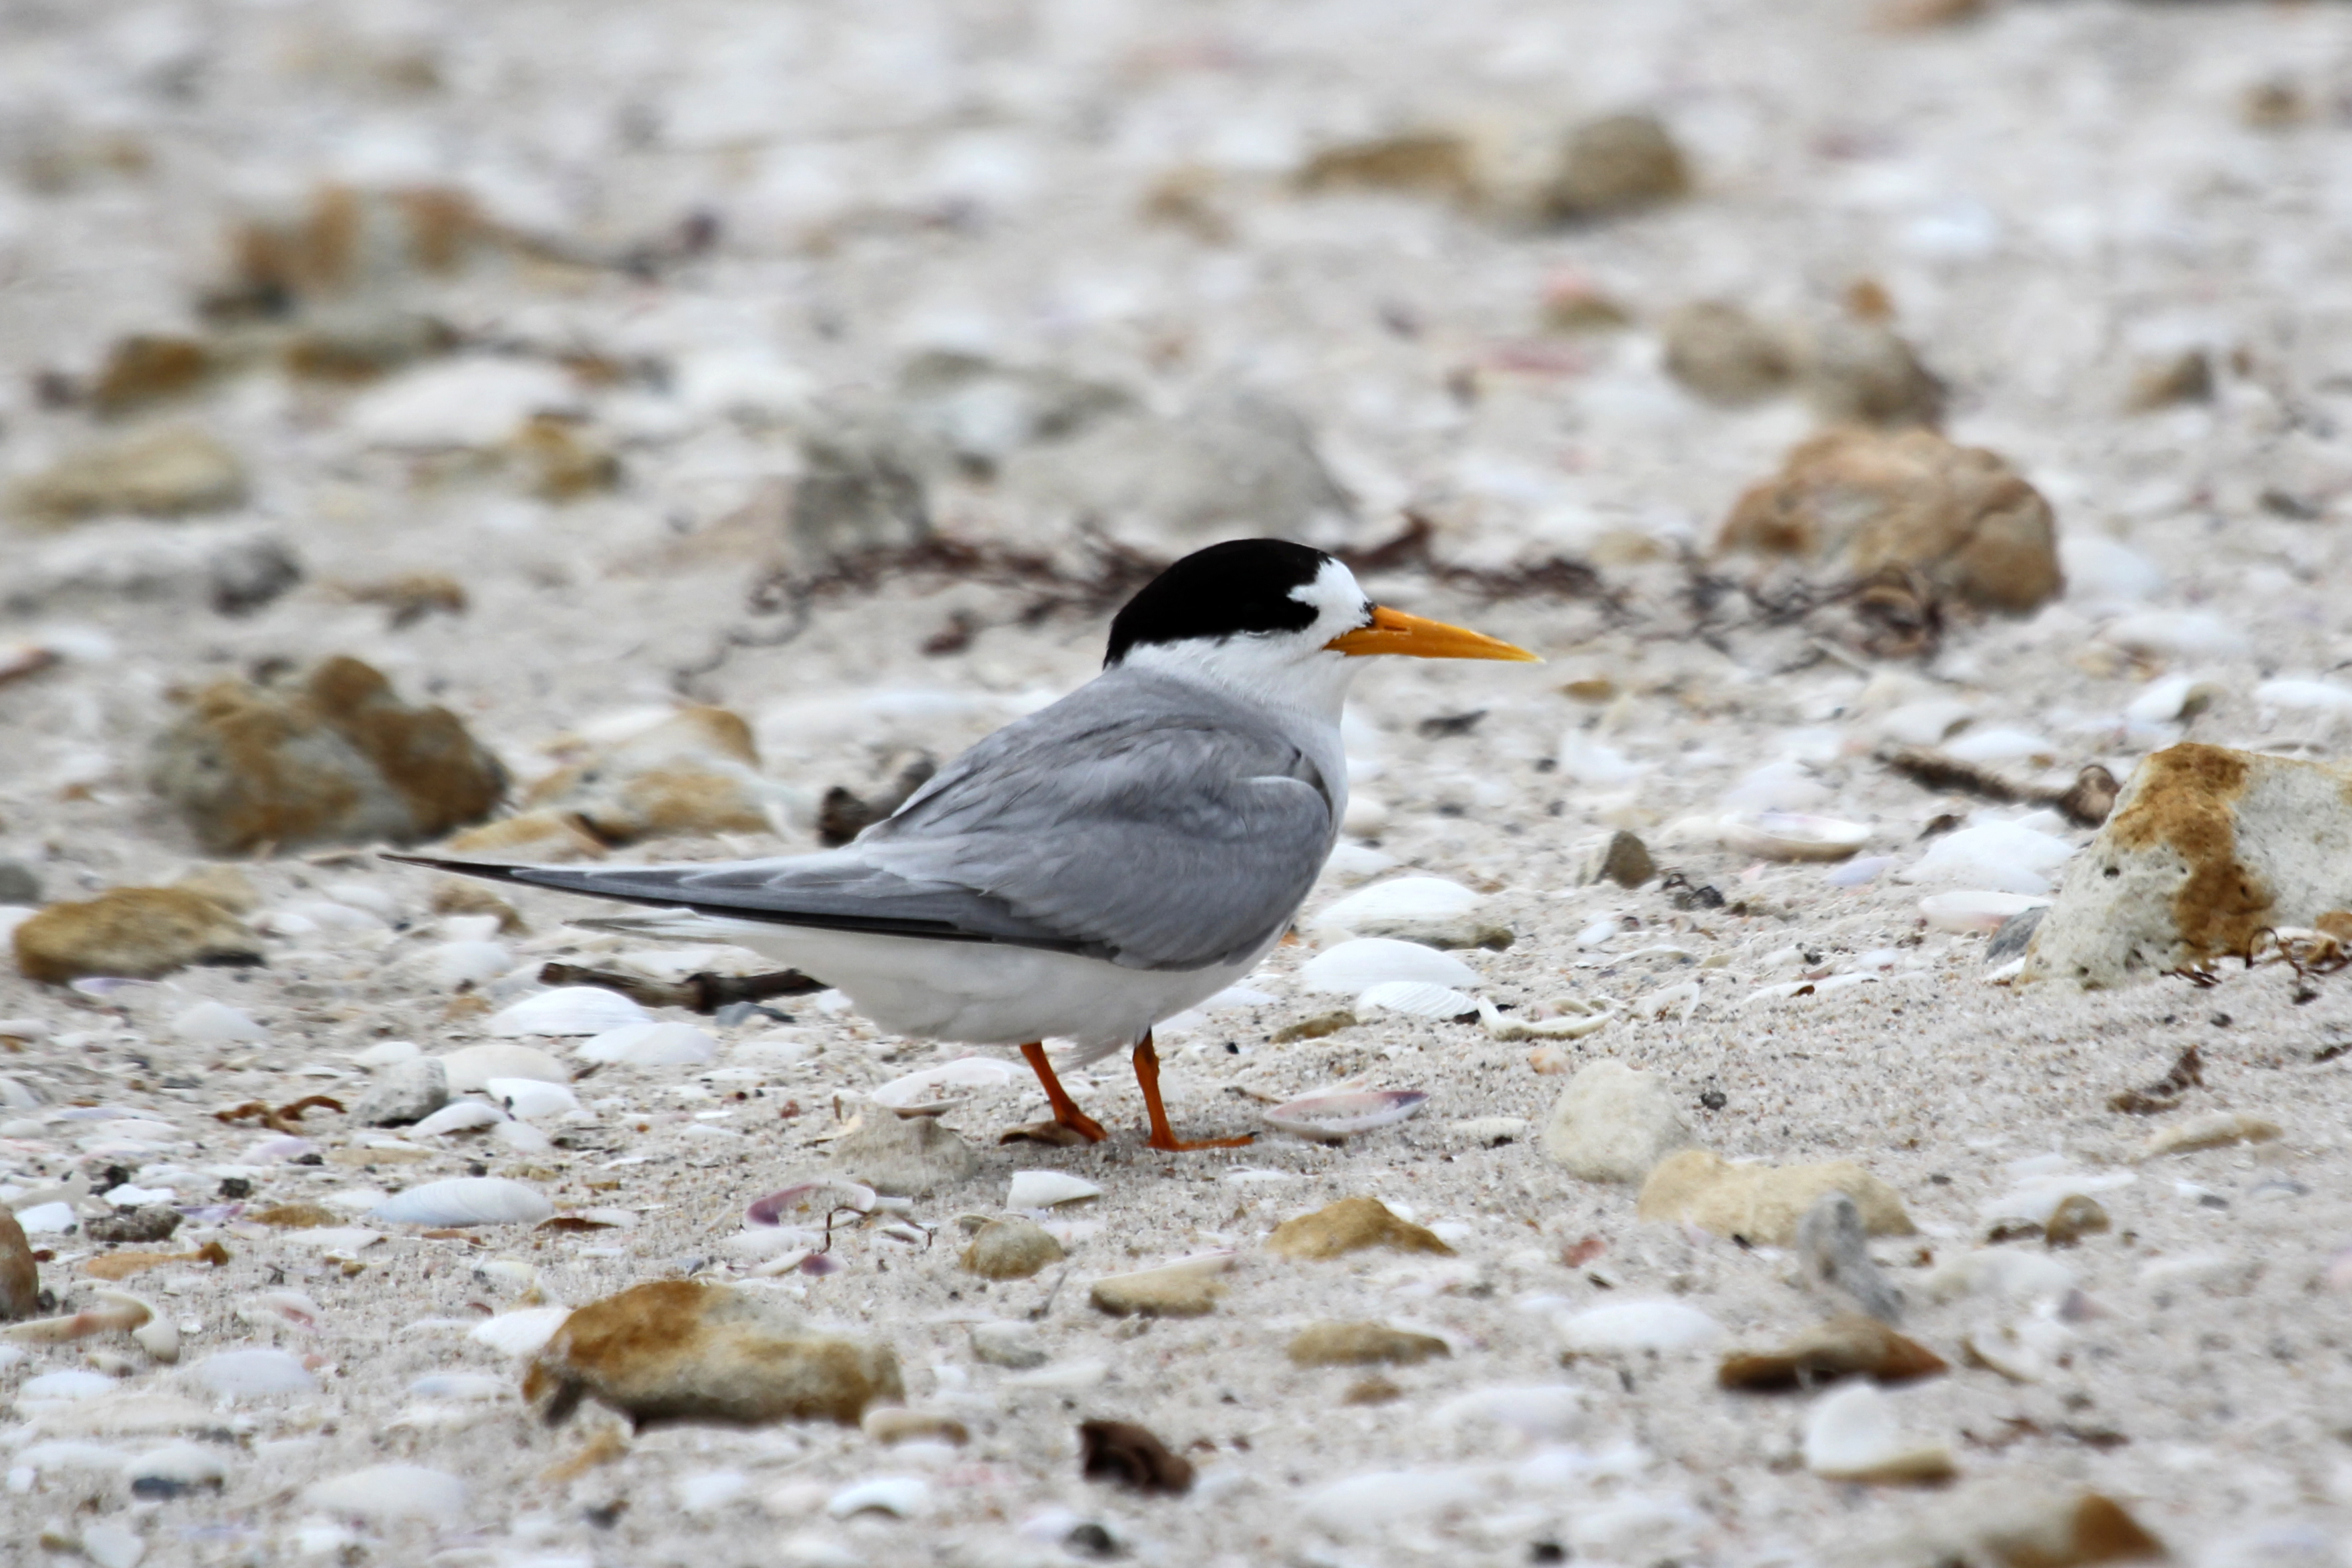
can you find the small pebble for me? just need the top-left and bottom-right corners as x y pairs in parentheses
(1794, 1191), (1905, 1325)
(1285, 1321), (1450, 1367)
(1266, 1197), (1455, 1260)
(1539, 1060), (1693, 1184)
(961, 1217), (1064, 1281)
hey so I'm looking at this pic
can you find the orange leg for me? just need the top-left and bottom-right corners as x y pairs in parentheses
(1020, 1042), (1106, 1143)
(1133, 1032), (1253, 1152)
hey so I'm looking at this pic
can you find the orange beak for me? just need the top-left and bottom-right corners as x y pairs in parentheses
(1324, 605), (1541, 662)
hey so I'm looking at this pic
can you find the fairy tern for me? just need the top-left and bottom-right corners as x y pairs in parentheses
(394, 538), (1537, 1149)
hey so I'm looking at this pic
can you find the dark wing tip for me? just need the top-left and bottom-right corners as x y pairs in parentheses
(379, 851), (535, 885)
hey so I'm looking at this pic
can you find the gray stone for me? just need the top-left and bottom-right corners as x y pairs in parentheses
(895, 350), (1133, 475)
(1540, 1060), (1694, 1183)
(87, 1204), (182, 1245)
(351, 1057), (449, 1127)
(969, 1319), (1047, 1369)
(834, 1113), (977, 1197)
(1795, 1191), (1904, 1325)
(207, 532), (302, 617)
(787, 412), (930, 571)
(1985, 905), (2044, 965)
(0, 859), (42, 906)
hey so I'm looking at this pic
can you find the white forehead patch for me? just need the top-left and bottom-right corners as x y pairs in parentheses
(1287, 557), (1369, 631)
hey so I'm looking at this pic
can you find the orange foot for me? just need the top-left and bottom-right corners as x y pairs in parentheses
(1133, 1032), (1253, 1152)
(1018, 1043), (1108, 1143)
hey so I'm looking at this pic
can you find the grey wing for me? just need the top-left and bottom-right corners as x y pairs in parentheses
(858, 711), (1338, 970)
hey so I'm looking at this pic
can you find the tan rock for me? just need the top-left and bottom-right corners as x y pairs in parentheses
(340, 572), (467, 628)
(2140, 1111), (2280, 1159)
(520, 707), (773, 845)
(960, 1217), (1064, 1282)
(1266, 1196), (1455, 1260)
(1296, 134), (1478, 203)
(11, 426), (247, 524)
(861, 1407), (967, 1446)
(13, 887), (263, 984)
(170, 863), (259, 916)
(441, 811), (606, 861)
(1716, 1313), (1947, 1391)
(1637, 1150), (1913, 1245)
(1717, 427), (2061, 615)
(2025, 743), (2352, 988)
(1088, 1257), (1230, 1317)
(1663, 302), (1794, 406)
(1800, 319), (1946, 429)
(1849, 1490), (2167, 1568)
(1285, 1321), (1450, 1368)
(91, 335), (216, 417)
(427, 877), (523, 931)
(509, 415), (620, 502)
(525, 1280), (902, 1430)
(251, 1203), (340, 1228)
(0, 1208), (38, 1320)
(148, 655), (507, 855)
(1542, 113), (1691, 220)
(1540, 1060), (1695, 1183)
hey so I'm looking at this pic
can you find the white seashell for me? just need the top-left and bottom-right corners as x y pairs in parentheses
(1263, 1090), (1429, 1143)
(1917, 890), (2050, 935)
(1477, 996), (1611, 1040)
(487, 986), (649, 1038)
(368, 1177), (552, 1227)
(1802, 1382), (1953, 1482)
(1574, 917), (1619, 950)
(746, 1180), (876, 1226)
(1719, 758), (1829, 813)
(2102, 609), (2249, 661)
(1875, 698), (1976, 748)
(1322, 842), (1400, 882)
(1718, 812), (1869, 862)
(12, 1201), (75, 1234)
(170, 1001), (264, 1046)
(412, 1101), (505, 1137)
(423, 941), (512, 990)
(1977, 1170), (2134, 1226)
(2060, 535), (2165, 604)
(678, 1470), (751, 1512)
(302, 1463), (469, 1523)
(80, 1522), (144, 1568)
(493, 1119), (552, 1155)
(1901, 821), (2074, 895)
(1556, 1299), (1722, 1354)
(2126, 674), (2223, 724)
(1301, 937), (1480, 994)
(132, 1314), (179, 1363)
(1427, 1383), (1586, 1440)
(826, 1475), (929, 1519)
(2256, 677), (2352, 716)
(469, 1307), (572, 1359)
(1355, 981), (1479, 1020)
(1006, 1171), (1101, 1209)
(124, 1440), (227, 1490)
(1302, 1467), (1489, 1535)
(437, 915), (503, 943)
(23, 1368), (116, 1401)
(1555, 731), (1647, 786)
(1919, 1249), (2075, 1306)
(576, 1021), (719, 1066)
(437, 1044), (570, 1091)
(1822, 854), (1891, 887)
(1310, 877), (1481, 935)
(236, 1289), (321, 1333)
(193, 1347), (316, 1399)
(868, 1056), (1020, 1113)
(352, 1040), (421, 1067)
(1963, 1315), (2072, 1383)
(485, 1078), (578, 1121)
(410, 1373), (513, 1402)
(1942, 727), (2056, 765)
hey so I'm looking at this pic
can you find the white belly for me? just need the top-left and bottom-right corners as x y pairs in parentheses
(637, 916), (1263, 1064)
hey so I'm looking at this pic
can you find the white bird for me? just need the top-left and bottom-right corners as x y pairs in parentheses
(395, 538), (1536, 1149)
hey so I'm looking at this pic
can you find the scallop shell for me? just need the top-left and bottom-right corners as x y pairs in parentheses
(437, 1044), (570, 1091)
(1801, 1381), (1954, 1482)
(485, 1077), (578, 1121)
(423, 941), (512, 990)
(368, 1177), (553, 1228)
(868, 1056), (1020, 1115)
(301, 1464), (469, 1524)
(1262, 1090), (1429, 1143)
(745, 1178), (876, 1227)
(194, 1347), (317, 1399)
(1476, 996), (1611, 1040)
(1309, 877), (1480, 934)
(1299, 938), (1480, 994)
(487, 986), (649, 1038)
(576, 1021), (718, 1066)
(2125, 674), (2224, 724)
(1717, 812), (1869, 862)
(411, 1101), (505, 1137)
(1355, 981), (1479, 1020)
(2256, 677), (2352, 716)
(1917, 891), (2050, 935)
(1005, 1170), (1102, 1210)
(171, 1000), (265, 1046)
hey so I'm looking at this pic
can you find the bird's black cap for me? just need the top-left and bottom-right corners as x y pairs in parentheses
(1104, 538), (1335, 666)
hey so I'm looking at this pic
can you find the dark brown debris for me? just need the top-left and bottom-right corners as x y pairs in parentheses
(536, 962), (824, 1015)
(1717, 1313), (1948, 1392)
(1881, 749), (2119, 829)
(213, 1095), (346, 1134)
(817, 757), (938, 847)
(2109, 1045), (2202, 1115)
(1079, 1419), (1195, 1496)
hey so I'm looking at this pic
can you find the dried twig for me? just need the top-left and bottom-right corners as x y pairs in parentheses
(536, 962), (824, 1014)
(2108, 1045), (2202, 1114)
